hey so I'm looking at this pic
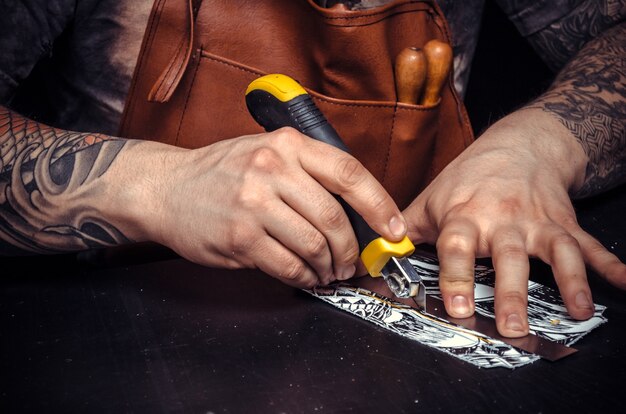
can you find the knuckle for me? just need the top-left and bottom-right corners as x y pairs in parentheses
(497, 243), (527, 261)
(319, 201), (347, 230)
(340, 243), (360, 265)
(302, 231), (327, 258)
(551, 232), (580, 253)
(437, 233), (475, 257)
(236, 183), (267, 210)
(281, 259), (307, 282)
(440, 272), (475, 287)
(334, 156), (366, 189)
(586, 238), (608, 257)
(249, 146), (283, 172)
(227, 226), (256, 257)
(498, 292), (528, 308)
(558, 213), (579, 229)
(271, 127), (304, 147)
(365, 189), (390, 215)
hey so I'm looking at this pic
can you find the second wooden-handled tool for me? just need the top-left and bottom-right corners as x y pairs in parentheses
(421, 39), (453, 105)
(245, 74), (426, 310)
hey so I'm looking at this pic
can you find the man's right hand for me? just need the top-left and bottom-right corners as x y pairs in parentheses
(123, 127), (407, 288)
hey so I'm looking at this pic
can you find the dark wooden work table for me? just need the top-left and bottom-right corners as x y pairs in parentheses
(1, 184), (626, 413)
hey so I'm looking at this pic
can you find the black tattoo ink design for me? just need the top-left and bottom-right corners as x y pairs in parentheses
(530, 22), (626, 197)
(525, 0), (625, 72)
(0, 108), (132, 254)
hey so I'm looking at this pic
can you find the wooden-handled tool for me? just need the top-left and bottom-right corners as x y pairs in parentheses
(421, 39), (453, 106)
(394, 47), (427, 104)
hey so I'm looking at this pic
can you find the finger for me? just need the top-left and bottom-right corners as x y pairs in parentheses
(402, 194), (438, 245)
(436, 218), (479, 318)
(562, 221), (626, 289)
(262, 200), (335, 285)
(529, 224), (594, 320)
(251, 235), (321, 289)
(354, 259), (368, 278)
(297, 137), (406, 241)
(278, 172), (359, 282)
(490, 227), (530, 337)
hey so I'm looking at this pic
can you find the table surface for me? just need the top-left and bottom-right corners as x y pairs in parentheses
(2, 185), (626, 414)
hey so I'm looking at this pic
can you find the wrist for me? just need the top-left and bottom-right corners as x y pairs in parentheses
(101, 140), (186, 244)
(479, 108), (588, 193)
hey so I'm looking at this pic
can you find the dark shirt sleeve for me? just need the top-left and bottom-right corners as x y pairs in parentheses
(0, 0), (74, 103)
(493, 0), (584, 37)
(494, 0), (625, 71)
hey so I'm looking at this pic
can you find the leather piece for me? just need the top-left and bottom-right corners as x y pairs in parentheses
(120, 0), (474, 209)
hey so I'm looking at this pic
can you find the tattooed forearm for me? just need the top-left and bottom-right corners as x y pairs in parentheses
(0, 106), (132, 255)
(0, 110), (108, 173)
(529, 22), (626, 198)
(526, 0), (625, 72)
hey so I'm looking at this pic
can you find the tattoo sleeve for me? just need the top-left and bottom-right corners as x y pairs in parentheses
(529, 17), (626, 198)
(0, 106), (133, 255)
(525, 0), (625, 73)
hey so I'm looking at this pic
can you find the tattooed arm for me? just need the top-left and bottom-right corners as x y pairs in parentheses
(0, 105), (406, 288)
(0, 107), (134, 254)
(403, 5), (626, 337)
(529, 19), (626, 197)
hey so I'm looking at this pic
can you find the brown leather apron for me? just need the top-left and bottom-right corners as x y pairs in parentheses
(119, 0), (474, 209)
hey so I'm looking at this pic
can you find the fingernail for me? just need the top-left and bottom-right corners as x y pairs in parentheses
(505, 313), (524, 332)
(339, 264), (356, 281)
(389, 215), (407, 238)
(451, 295), (470, 315)
(575, 291), (593, 310)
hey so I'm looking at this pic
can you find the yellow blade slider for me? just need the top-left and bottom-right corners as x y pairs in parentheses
(361, 236), (415, 277)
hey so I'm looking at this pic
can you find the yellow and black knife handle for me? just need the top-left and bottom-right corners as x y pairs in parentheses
(245, 74), (414, 277)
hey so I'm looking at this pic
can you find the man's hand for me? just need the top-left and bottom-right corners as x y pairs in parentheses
(0, 105), (404, 288)
(129, 127), (406, 288)
(403, 110), (626, 338)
